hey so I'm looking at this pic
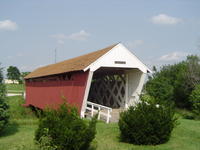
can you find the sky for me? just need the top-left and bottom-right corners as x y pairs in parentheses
(0, 0), (200, 74)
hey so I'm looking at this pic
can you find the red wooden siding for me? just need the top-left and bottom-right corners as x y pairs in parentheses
(25, 71), (89, 112)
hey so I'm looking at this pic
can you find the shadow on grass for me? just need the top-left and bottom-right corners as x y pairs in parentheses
(0, 121), (19, 137)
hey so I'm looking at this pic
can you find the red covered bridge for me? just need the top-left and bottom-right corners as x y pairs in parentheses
(25, 43), (151, 122)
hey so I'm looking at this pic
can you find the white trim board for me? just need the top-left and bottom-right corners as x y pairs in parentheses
(84, 43), (151, 73)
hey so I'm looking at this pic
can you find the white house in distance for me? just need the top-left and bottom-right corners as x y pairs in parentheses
(4, 79), (19, 84)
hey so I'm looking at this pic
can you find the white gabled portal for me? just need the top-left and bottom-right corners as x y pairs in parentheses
(82, 43), (150, 122)
(84, 43), (151, 73)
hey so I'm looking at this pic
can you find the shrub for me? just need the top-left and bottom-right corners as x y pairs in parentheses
(35, 102), (97, 150)
(0, 66), (9, 133)
(6, 96), (36, 119)
(189, 84), (200, 119)
(118, 96), (177, 145)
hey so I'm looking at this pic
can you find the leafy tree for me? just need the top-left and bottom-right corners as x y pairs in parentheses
(20, 72), (30, 84)
(7, 66), (21, 83)
(189, 84), (200, 118)
(145, 55), (200, 109)
(185, 55), (200, 90)
(0, 65), (9, 133)
(146, 76), (174, 104)
(21, 72), (30, 79)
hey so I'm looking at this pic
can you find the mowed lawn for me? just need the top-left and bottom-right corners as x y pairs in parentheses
(0, 96), (200, 150)
(6, 84), (24, 93)
(0, 119), (38, 150)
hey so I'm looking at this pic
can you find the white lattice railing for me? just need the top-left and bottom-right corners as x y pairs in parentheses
(86, 101), (112, 123)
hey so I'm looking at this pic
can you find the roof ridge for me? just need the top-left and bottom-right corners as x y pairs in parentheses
(25, 43), (118, 79)
(44, 43), (118, 68)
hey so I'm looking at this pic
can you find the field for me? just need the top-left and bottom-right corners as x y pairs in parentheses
(0, 96), (200, 150)
(6, 84), (24, 93)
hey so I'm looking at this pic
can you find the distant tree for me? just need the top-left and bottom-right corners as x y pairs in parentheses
(189, 84), (200, 118)
(7, 66), (21, 83)
(145, 55), (200, 109)
(185, 55), (200, 90)
(21, 72), (30, 79)
(20, 72), (30, 84)
(0, 65), (9, 133)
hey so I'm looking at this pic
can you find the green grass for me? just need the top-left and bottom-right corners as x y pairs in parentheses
(92, 119), (200, 150)
(0, 96), (200, 150)
(0, 96), (38, 150)
(0, 120), (38, 150)
(6, 84), (24, 93)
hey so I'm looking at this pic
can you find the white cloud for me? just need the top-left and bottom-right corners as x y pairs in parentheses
(68, 30), (90, 41)
(126, 40), (144, 49)
(0, 20), (18, 31)
(51, 30), (90, 44)
(159, 51), (188, 61)
(151, 14), (182, 25)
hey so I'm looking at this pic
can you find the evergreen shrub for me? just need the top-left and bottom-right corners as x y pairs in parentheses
(118, 96), (177, 145)
(35, 102), (97, 150)
(0, 66), (9, 133)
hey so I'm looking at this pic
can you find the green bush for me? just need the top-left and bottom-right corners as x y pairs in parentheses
(6, 96), (36, 119)
(0, 66), (9, 133)
(145, 76), (174, 104)
(118, 96), (177, 145)
(189, 84), (200, 119)
(35, 102), (97, 150)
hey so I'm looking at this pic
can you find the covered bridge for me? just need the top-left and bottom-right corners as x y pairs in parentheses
(25, 43), (151, 122)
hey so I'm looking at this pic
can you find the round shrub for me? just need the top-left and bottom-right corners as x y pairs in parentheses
(35, 102), (97, 150)
(118, 96), (177, 145)
(189, 84), (200, 118)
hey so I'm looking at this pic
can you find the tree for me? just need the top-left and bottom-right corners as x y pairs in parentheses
(145, 55), (200, 109)
(7, 66), (21, 83)
(146, 76), (174, 104)
(20, 72), (30, 84)
(0, 65), (9, 133)
(189, 84), (200, 118)
(185, 55), (200, 90)
(21, 72), (30, 79)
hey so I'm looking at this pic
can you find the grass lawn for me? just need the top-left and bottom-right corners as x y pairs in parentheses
(6, 84), (24, 93)
(0, 96), (200, 150)
(93, 119), (200, 150)
(0, 119), (38, 150)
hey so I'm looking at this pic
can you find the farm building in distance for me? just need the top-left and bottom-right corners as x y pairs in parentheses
(24, 43), (151, 123)
(4, 79), (19, 84)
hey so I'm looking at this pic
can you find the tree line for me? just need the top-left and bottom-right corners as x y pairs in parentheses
(6, 66), (30, 84)
(145, 55), (200, 118)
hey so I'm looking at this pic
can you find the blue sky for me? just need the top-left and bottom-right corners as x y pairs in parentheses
(0, 0), (200, 73)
